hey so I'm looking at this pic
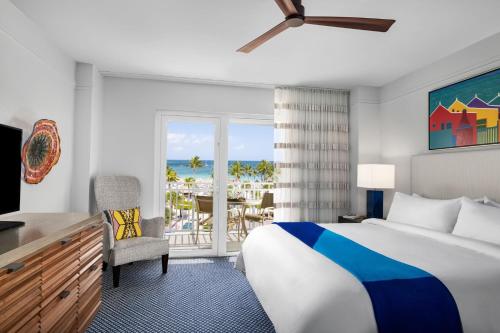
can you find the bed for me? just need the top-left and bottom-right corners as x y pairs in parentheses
(237, 150), (500, 333)
(237, 219), (500, 333)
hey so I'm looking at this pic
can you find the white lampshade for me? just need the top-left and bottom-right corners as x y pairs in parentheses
(357, 164), (395, 189)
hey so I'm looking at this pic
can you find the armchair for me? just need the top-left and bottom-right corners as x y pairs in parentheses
(94, 175), (169, 287)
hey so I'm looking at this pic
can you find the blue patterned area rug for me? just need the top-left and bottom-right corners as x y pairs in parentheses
(87, 257), (275, 333)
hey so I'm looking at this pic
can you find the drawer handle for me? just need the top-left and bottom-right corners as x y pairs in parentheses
(89, 264), (98, 271)
(59, 290), (71, 299)
(60, 237), (72, 245)
(4, 262), (24, 273)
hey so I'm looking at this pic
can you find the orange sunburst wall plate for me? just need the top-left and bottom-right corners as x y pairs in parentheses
(21, 119), (61, 184)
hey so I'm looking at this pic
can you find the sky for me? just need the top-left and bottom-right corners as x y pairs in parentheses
(166, 122), (274, 161)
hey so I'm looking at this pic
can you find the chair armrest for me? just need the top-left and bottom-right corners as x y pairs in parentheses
(102, 222), (114, 263)
(142, 217), (165, 238)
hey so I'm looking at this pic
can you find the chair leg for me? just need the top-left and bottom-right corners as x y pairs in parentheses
(102, 262), (108, 271)
(237, 218), (241, 241)
(112, 266), (121, 288)
(195, 223), (199, 244)
(162, 254), (169, 274)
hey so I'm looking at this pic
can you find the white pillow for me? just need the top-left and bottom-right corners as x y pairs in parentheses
(387, 192), (462, 233)
(453, 198), (500, 246)
(413, 193), (484, 203)
(484, 196), (500, 208)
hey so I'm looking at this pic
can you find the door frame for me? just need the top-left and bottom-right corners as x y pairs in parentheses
(154, 110), (273, 257)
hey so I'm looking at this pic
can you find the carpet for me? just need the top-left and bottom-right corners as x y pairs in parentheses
(87, 257), (276, 333)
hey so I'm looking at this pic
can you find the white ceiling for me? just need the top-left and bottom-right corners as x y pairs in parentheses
(12, 0), (500, 88)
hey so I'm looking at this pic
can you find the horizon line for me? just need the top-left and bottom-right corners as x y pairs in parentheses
(167, 159), (274, 161)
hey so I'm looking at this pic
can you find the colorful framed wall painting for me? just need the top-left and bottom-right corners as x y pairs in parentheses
(429, 68), (500, 150)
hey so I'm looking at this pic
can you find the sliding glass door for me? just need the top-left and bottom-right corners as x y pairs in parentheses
(226, 120), (275, 252)
(157, 112), (273, 257)
(159, 115), (221, 257)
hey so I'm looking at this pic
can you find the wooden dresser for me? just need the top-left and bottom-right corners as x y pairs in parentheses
(0, 213), (103, 333)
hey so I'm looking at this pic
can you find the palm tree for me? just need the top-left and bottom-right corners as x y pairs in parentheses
(229, 161), (244, 181)
(184, 177), (195, 188)
(166, 165), (179, 182)
(189, 156), (204, 179)
(256, 160), (274, 182)
(243, 164), (255, 180)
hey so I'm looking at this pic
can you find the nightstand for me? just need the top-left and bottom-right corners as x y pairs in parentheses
(338, 215), (366, 223)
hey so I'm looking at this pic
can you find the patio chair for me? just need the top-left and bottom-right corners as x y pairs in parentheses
(244, 192), (274, 227)
(227, 207), (242, 241)
(194, 195), (213, 244)
(194, 196), (243, 244)
(95, 175), (169, 288)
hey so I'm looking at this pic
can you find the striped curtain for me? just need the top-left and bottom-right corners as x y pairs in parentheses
(274, 87), (350, 223)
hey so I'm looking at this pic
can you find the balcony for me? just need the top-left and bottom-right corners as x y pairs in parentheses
(164, 181), (274, 252)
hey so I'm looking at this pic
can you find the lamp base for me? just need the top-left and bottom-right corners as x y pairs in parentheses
(366, 190), (383, 219)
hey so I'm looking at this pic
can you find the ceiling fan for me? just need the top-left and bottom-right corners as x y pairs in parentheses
(237, 0), (395, 53)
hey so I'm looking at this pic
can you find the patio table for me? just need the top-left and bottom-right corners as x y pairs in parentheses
(227, 199), (261, 236)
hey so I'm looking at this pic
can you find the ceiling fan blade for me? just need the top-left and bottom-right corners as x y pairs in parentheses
(304, 16), (395, 32)
(237, 21), (289, 53)
(274, 0), (298, 16)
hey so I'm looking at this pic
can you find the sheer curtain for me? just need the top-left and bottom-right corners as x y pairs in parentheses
(274, 87), (350, 223)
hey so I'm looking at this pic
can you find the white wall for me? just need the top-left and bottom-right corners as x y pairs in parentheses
(71, 63), (103, 213)
(89, 67), (103, 213)
(0, 0), (75, 213)
(349, 87), (382, 215)
(378, 32), (500, 211)
(101, 77), (274, 217)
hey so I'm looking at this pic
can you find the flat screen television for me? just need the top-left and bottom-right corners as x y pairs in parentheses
(0, 124), (22, 215)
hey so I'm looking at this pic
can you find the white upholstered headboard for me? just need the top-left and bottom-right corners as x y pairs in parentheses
(411, 148), (500, 202)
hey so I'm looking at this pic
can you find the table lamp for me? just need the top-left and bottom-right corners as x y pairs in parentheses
(357, 164), (395, 219)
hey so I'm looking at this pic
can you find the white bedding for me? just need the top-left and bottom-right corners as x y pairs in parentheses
(238, 219), (500, 333)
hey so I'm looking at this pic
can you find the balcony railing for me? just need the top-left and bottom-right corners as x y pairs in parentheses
(165, 181), (274, 233)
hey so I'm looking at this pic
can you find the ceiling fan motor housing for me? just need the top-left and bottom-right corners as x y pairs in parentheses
(286, 15), (305, 28)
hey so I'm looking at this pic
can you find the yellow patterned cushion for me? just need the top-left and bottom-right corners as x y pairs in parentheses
(104, 207), (142, 241)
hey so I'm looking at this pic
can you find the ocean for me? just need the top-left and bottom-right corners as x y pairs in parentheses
(167, 160), (271, 181)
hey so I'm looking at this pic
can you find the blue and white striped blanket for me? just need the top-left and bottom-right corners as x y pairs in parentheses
(274, 222), (462, 333)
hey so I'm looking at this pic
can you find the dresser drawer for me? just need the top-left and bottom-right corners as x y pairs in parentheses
(41, 278), (78, 332)
(16, 313), (41, 333)
(81, 238), (103, 268)
(0, 254), (42, 333)
(42, 232), (80, 265)
(47, 304), (77, 333)
(0, 277), (42, 333)
(80, 224), (103, 244)
(78, 278), (101, 333)
(42, 234), (80, 300)
(0, 254), (42, 297)
(79, 256), (102, 293)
